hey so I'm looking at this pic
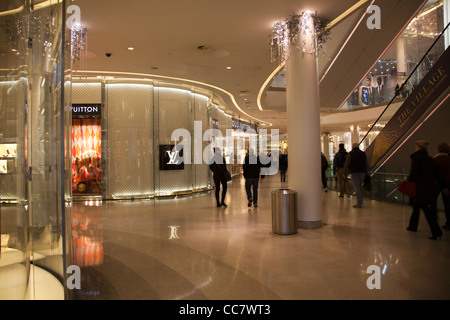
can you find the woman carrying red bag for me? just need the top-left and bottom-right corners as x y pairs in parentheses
(406, 140), (443, 240)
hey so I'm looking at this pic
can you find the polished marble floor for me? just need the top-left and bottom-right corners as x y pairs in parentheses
(71, 174), (450, 300)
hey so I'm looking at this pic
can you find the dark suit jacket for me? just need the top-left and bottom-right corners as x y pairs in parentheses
(408, 149), (440, 205)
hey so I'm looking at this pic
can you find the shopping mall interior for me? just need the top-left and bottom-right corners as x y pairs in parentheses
(0, 0), (449, 302)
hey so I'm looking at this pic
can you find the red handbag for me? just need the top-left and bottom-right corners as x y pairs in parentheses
(397, 180), (417, 197)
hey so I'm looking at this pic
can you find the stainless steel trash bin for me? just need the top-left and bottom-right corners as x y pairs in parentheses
(271, 189), (298, 235)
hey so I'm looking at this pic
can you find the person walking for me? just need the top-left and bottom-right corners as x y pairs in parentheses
(243, 149), (262, 207)
(279, 152), (288, 182)
(321, 153), (329, 192)
(434, 142), (450, 230)
(209, 147), (228, 208)
(406, 140), (443, 240)
(343, 143), (368, 208)
(333, 143), (351, 198)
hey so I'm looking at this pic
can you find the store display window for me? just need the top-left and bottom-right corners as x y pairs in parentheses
(71, 104), (102, 195)
(0, 144), (17, 175)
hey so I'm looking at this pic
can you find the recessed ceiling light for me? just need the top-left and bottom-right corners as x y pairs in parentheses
(226, 66), (231, 70)
(128, 47), (135, 51)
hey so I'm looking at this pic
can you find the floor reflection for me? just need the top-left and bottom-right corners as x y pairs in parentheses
(68, 175), (450, 300)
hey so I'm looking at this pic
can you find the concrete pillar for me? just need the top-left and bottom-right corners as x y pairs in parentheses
(350, 125), (360, 145)
(286, 11), (321, 229)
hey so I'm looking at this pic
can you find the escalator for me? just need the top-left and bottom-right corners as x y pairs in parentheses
(262, 0), (428, 112)
(360, 23), (450, 206)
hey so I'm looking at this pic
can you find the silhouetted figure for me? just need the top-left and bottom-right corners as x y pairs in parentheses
(243, 149), (262, 207)
(406, 140), (443, 240)
(279, 153), (288, 182)
(209, 148), (228, 208)
(333, 143), (351, 198)
(344, 143), (368, 208)
(321, 153), (329, 192)
(434, 142), (450, 230)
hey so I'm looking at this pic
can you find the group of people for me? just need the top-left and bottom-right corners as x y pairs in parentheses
(210, 140), (450, 241)
(328, 143), (369, 208)
(321, 143), (368, 208)
(328, 140), (450, 240)
(209, 148), (287, 209)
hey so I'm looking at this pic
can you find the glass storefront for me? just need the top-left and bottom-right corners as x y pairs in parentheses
(72, 76), (255, 200)
(0, 0), (72, 299)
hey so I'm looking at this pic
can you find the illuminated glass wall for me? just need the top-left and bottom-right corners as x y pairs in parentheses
(0, 0), (71, 299)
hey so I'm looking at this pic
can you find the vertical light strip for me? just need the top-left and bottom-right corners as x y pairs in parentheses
(60, 0), (68, 300)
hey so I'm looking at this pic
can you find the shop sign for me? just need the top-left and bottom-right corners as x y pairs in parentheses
(365, 47), (450, 168)
(232, 119), (254, 131)
(71, 104), (101, 118)
(159, 144), (184, 170)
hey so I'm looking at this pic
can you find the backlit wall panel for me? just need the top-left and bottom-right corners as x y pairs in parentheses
(156, 86), (191, 195)
(193, 92), (210, 189)
(72, 83), (102, 104)
(105, 83), (154, 198)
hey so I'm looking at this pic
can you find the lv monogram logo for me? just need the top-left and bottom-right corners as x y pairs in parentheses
(167, 150), (180, 165)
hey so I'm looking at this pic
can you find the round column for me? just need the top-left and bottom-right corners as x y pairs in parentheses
(396, 34), (407, 86)
(350, 125), (360, 145)
(286, 12), (321, 229)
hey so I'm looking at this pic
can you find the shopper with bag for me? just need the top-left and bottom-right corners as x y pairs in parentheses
(406, 140), (443, 240)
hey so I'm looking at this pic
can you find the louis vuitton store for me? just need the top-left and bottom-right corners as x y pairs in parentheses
(0, 0), (258, 300)
(71, 74), (257, 200)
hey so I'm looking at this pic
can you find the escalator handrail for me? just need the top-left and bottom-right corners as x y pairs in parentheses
(359, 22), (450, 148)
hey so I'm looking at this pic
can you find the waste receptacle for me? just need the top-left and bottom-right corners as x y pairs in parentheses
(271, 189), (298, 235)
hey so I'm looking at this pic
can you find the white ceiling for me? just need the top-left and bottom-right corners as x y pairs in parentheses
(73, 0), (428, 135)
(73, 0), (358, 133)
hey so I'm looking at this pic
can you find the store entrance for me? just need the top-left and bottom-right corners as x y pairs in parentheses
(71, 104), (102, 196)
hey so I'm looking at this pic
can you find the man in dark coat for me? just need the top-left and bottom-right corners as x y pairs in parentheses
(209, 148), (228, 208)
(279, 153), (288, 182)
(321, 153), (329, 192)
(243, 149), (262, 207)
(333, 143), (351, 198)
(343, 143), (368, 208)
(406, 140), (443, 239)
